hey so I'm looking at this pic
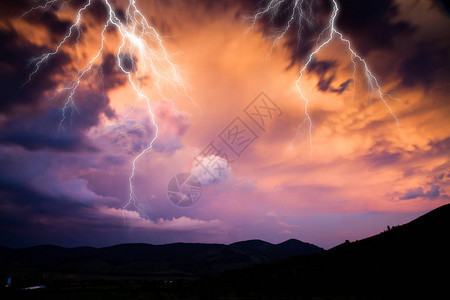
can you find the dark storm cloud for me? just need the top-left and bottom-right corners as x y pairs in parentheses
(0, 25), (117, 152)
(335, 0), (414, 56)
(0, 0), (172, 248)
(0, 78), (119, 151)
(0, 118), (95, 151)
(400, 185), (441, 200)
(235, 0), (413, 65)
(0, 179), (99, 247)
(398, 41), (449, 89)
(97, 53), (130, 90)
(0, 153), (217, 247)
(270, 0), (415, 92)
(21, 10), (73, 41)
(70, 90), (116, 129)
(9, 0), (447, 96)
(0, 90), (115, 152)
(0, 0), (35, 17)
(274, 0), (448, 91)
(0, 171), (85, 245)
(0, 148), (123, 247)
(363, 137), (450, 169)
(149, 0), (443, 93)
(430, 0), (450, 15)
(308, 60), (337, 91)
(254, 0), (448, 92)
(188, 0), (414, 93)
(68, 0), (126, 23)
(0, 2), (126, 151)
(0, 27), (71, 113)
(0, 178), (87, 220)
(424, 137), (450, 158)
(199, 0), (447, 93)
(0, 0), (80, 45)
(117, 53), (138, 74)
(306, 59), (352, 94)
(330, 79), (352, 94)
(251, 0), (330, 67)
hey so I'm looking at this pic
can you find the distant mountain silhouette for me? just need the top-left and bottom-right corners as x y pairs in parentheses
(196, 204), (450, 298)
(231, 238), (322, 260)
(0, 239), (323, 279)
(1, 204), (448, 299)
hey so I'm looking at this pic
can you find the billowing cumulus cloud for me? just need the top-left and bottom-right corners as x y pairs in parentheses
(191, 155), (232, 186)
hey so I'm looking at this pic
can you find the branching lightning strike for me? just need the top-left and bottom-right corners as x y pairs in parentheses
(248, 0), (399, 158)
(23, 0), (188, 220)
(23, 0), (400, 219)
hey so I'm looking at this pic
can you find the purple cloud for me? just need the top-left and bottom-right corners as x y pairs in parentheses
(400, 185), (441, 200)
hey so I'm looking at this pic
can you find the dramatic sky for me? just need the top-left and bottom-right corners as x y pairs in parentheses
(0, 0), (449, 249)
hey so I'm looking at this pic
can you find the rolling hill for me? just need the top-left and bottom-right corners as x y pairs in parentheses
(0, 238), (323, 279)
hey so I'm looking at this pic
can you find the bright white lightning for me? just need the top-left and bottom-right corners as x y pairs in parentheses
(20, 0), (63, 18)
(249, 0), (399, 158)
(23, 0), (189, 220)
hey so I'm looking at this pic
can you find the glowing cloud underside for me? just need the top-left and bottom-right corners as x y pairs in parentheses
(248, 0), (399, 158)
(23, 0), (188, 221)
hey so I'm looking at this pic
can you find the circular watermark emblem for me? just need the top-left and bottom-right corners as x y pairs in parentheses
(167, 173), (202, 207)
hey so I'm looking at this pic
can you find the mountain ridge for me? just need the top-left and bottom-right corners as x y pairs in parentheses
(2, 238), (320, 250)
(0, 238), (324, 278)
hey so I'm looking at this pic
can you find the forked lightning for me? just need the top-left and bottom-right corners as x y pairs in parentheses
(248, 0), (399, 158)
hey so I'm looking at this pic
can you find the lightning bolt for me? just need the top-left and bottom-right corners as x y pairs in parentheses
(23, 0), (190, 221)
(248, 0), (399, 159)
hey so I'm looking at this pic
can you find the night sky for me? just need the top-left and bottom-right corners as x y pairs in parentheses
(0, 0), (449, 249)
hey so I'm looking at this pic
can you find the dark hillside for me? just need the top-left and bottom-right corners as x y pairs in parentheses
(196, 204), (450, 299)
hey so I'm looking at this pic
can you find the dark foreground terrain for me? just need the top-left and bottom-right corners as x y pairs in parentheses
(1, 204), (449, 299)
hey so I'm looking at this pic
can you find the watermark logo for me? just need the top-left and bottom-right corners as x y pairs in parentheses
(167, 92), (283, 207)
(219, 117), (258, 156)
(167, 173), (202, 208)
(245, 92), (283, 131)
